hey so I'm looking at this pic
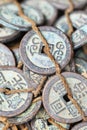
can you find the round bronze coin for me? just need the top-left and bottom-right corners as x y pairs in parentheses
(0, 26), (20, 43)
(47, 0), (87, 10)
(23, 65), (46, 89)
(0, 43), (15, 66)
(20, 26), (71, 75)
(71, 122), (87, 130)
(8, 100), (41, 125)
(71, 24), (87, 49)
(22, 0), (58, 25)
(0, 66), (33, 117)
(43, 72), (87, 123)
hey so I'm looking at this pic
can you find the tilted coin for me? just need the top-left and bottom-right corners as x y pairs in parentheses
(20, 26), (72, 75)
(0, 122), (10, 130)
(0, 43), (15, 66)
(23, 65), (45, 89)
(43, 72), (87, 123)
(47, 0), (87, 10)
(75, 48), (87, 61)
(75, 58), (87, 74)
(71, 24), (87, 49)
(0, 66), (33, 117)
(8, 100), (41, 125)
(55, 11), (87, 34)
(71, 122), (87, 130)
(0, 26), (20, 43)
(0, 3), (44, 31)
(22, 0), (58, 25)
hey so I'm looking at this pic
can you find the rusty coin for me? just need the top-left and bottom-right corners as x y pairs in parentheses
(71, 24), (87, 49)
(0, 66), (33, 117)
(8, 100), (41, 124)
(22, 0), (58, 25)
(20, 26), (71, 75)
(0, 43), (16, 66)
(43, 72), (87, 123)
(71, 122), (87, 130)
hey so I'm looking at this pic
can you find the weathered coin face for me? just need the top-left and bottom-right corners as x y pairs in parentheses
(47, 0), (87, 10)
(0, 3), (44, 31)
(20, 26), (71, 75)
(71, 122), (87, 130)
(75, 58), (87, 75)
(75, 48), (87, 61)
(43, 72), (87, 123)
(8, 100), (41, 124)
(23, 66), (45, 89)
(0, 26), (20, 43)
(0, 43), (15, 66)
(55, 11), (87, 34)
(0, 122), (10, 130)
(0, 67), (33, 117)
(22, 0), (58, 25)
(71, 24), (87, 49)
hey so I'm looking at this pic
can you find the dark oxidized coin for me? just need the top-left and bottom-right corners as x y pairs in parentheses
(20, 26), (72, 75)
(0, 66), (33, 117)
(23, 65), (45, 89)
(8, 100), (41, 125)
(55, 11), (87, 34)
(71, 122), (87, 130)
(43, 72), (87, 123)
(47, 0), (87, 10)
(0, 26), (20, 43)
(22, 0), (58, 25)
(0, 43), (15, 66)
(71, 24), (87, 49)
(0, 3), (44, 31)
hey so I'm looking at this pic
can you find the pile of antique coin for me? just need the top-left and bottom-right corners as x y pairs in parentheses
(0, 0), (87, 130)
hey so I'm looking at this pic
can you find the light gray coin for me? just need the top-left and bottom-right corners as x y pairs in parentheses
(22, 0), (58, 25)
(20, 26), (72, 75)
(0, 67), (33, 117)
(0, 43), (15, 66)
(55, 11), (87, 34)
(0, 3), (44, 31)
(71, 24), (87, 49)
(43, 72), (87, 123)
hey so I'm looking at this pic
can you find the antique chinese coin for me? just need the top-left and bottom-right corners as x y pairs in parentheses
(0, 67), (33, 117)
(20, 26), (71, 75)
(43, 72), (87, 123)
(0, 43), (15, 66)
(71, 122), (87, 130)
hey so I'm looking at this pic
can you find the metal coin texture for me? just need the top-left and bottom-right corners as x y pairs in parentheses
(0, 66), (33, 117)
(20, 26), (71, 75)
(43, 72), (87, 123)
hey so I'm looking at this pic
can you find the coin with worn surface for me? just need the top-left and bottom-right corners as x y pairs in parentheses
(8, 100), (41, 124)
(71, 24), (87, 49)
(20, 26), (71, 75)
(0, 67), (33, 117)
(0, 43), (15, 66)
(43, 72), (87, 123)
(22, 0), (58, 25)
(0, 26), (20, 43)
(55, 11), (87, 34)
(0, 122), (10, 130)
(71, 122), (87, 130)
(47, 0), (87, 10)
(0, 3), (44, 31)
(23, 66), (45, 89)
(75, 48), (87, 61)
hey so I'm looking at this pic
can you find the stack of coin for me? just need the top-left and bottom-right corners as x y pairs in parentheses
(0, 0), (87, 129)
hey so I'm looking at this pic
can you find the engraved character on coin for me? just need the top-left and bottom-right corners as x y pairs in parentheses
(0, 67), (32, 117)
(20, 26), (71, 75)
(43, 72), (87, 123)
